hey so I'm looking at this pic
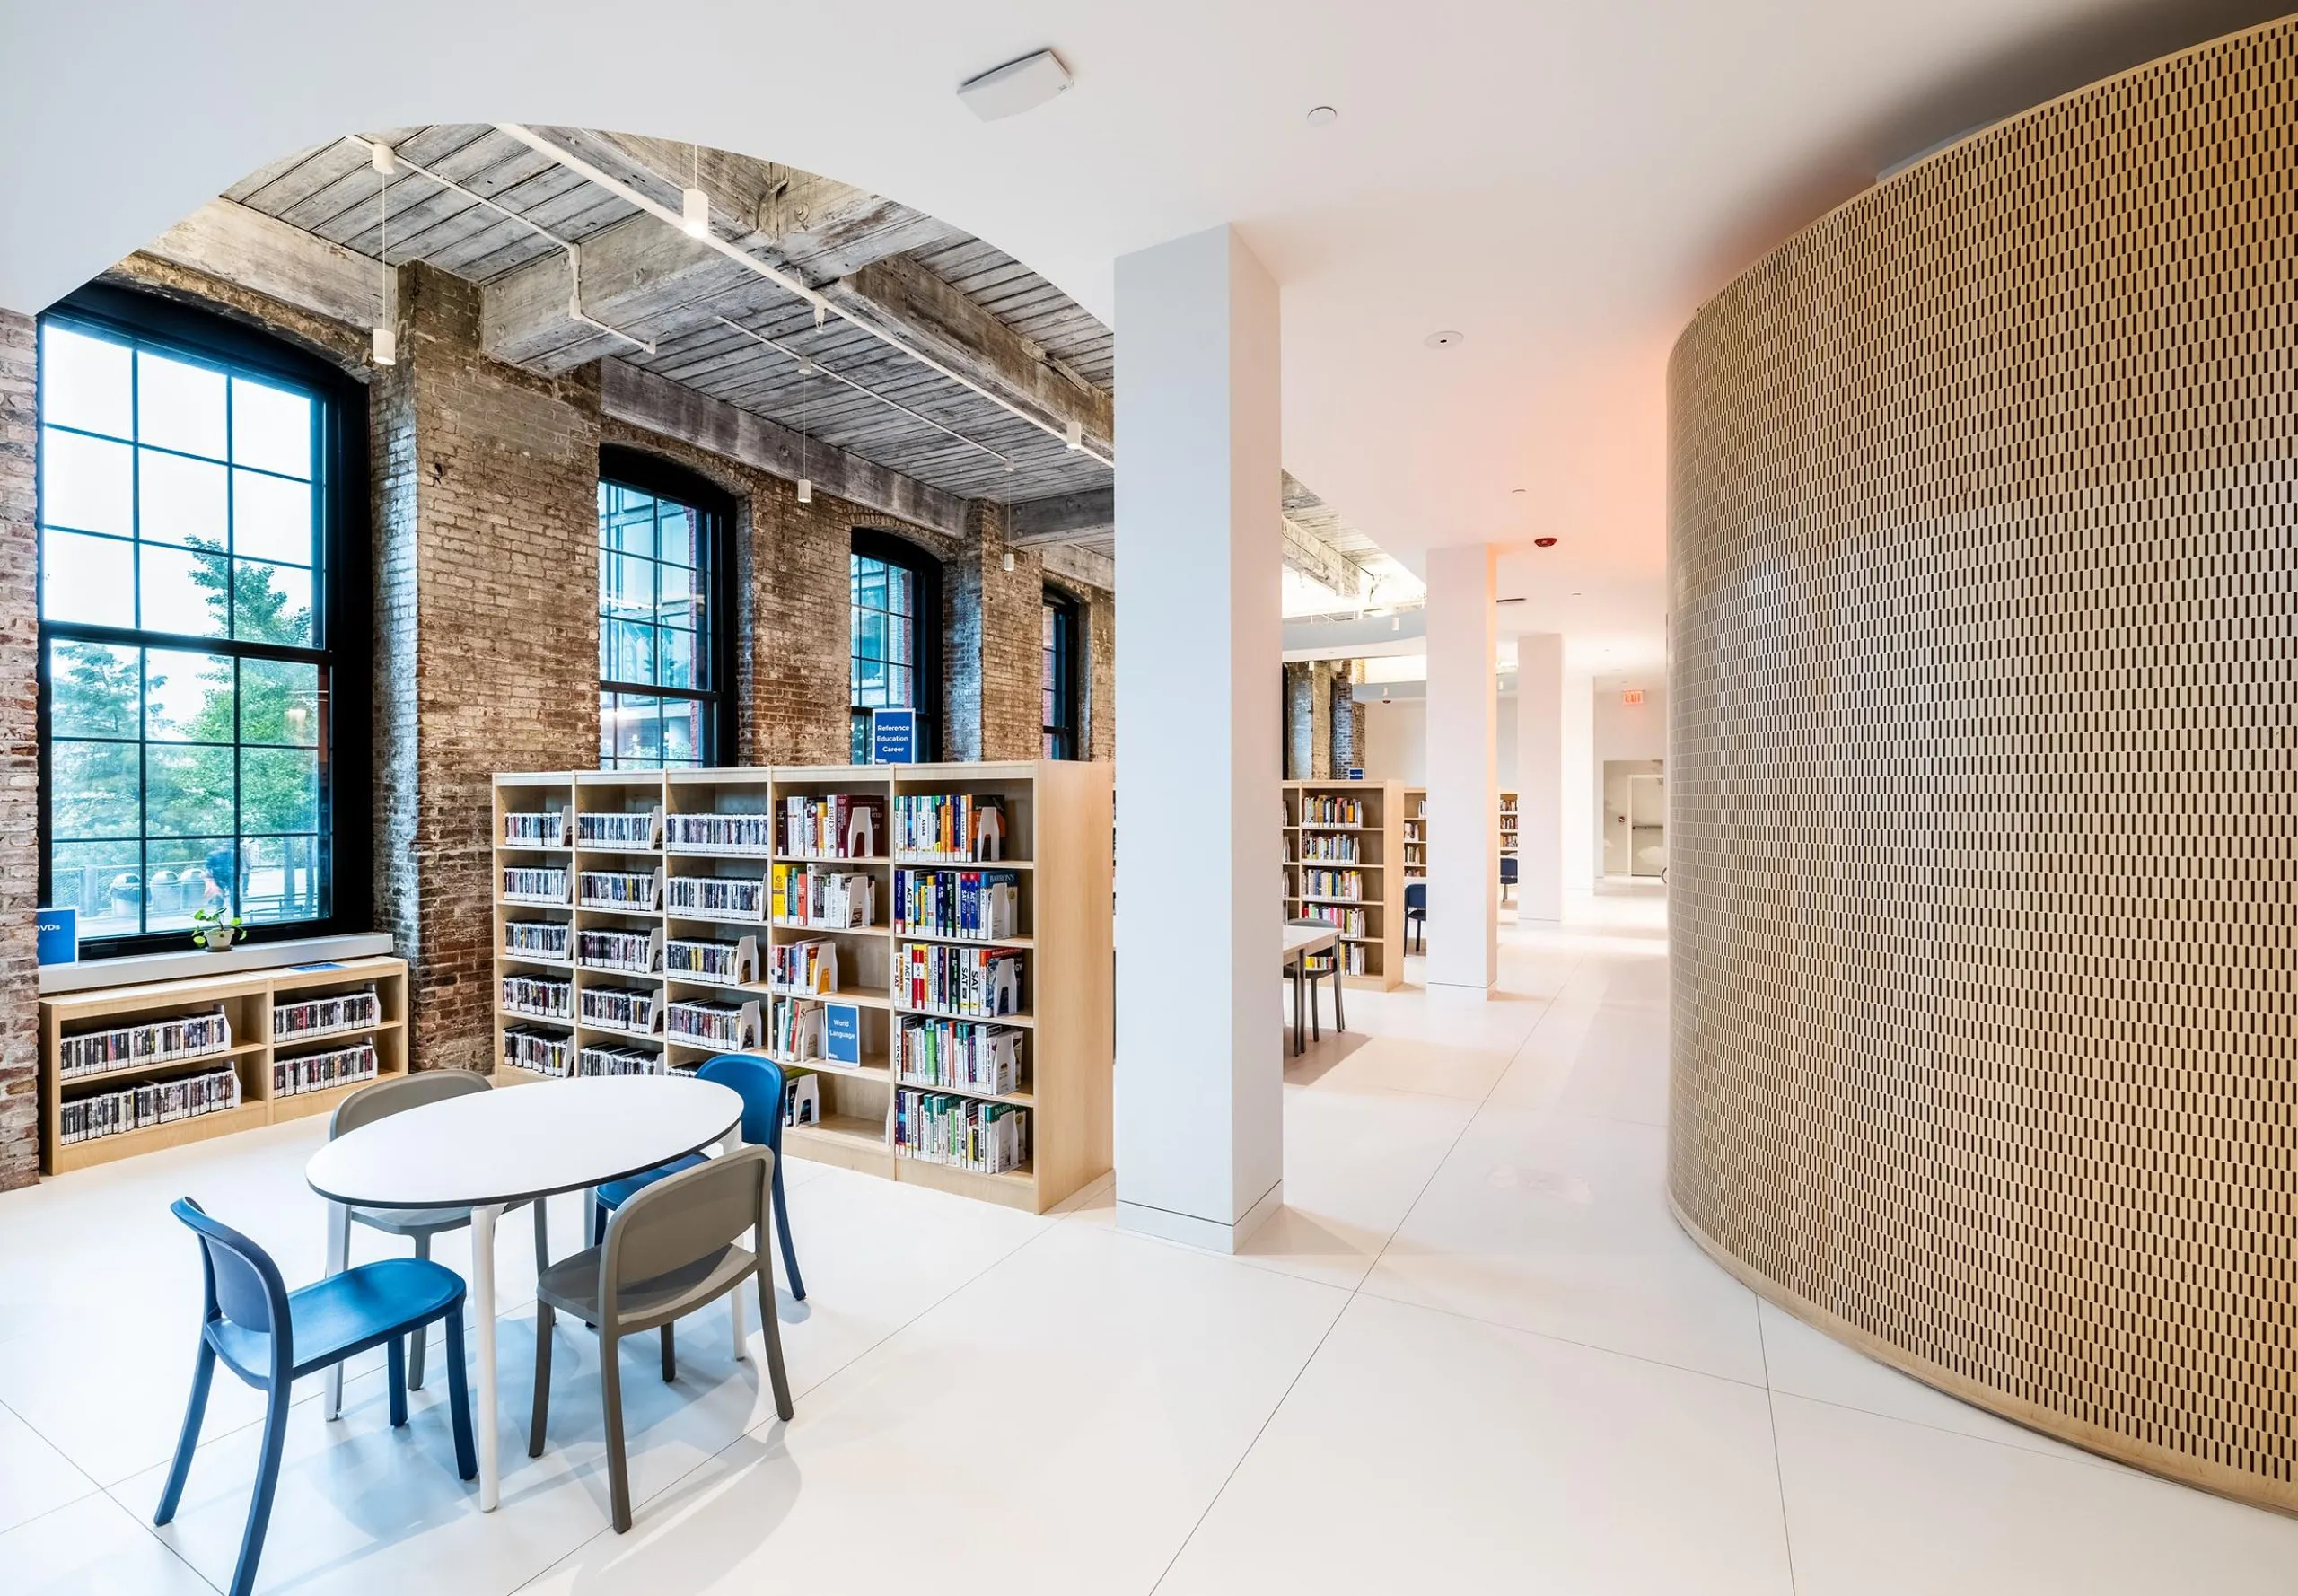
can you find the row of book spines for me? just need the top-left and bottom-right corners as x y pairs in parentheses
(890, 794), (1008, 862)
(577, 871), (662, 908)
(579, 988), (658, 1030)
(59, 1065), (241, 1144)
(665, 1001), (759, 1048)
(272, 989), (382, 1036)
(664, 878), (767, 915)
(580, 1047), (695, 1079)
(779, 794), (885, 860)
(1298, 801), (1365, 826)
(502, 867), (570, 900)
(772, 865), (876, 925)
(500, 811), (665, 847)
(272, 1043), (378, 1098)
(892, 869), (1020, 939)
(892, 1090), (1029, 1173)
(895, 1018), (1023, 1097)
(899, 944), (1024, 1018)
(59, 1010), (232, 1075)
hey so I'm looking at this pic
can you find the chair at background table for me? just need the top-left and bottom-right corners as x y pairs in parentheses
(1500, 855), (1518, 904)
(531, 1146), (795, 1533)
(158, 1197), (476, 1596)
(591, 1052), (805, 1304)
(1286, 916), (1347, 1043)
(1406, 881), (1428, 952)
(331, 1071), (551, 1390)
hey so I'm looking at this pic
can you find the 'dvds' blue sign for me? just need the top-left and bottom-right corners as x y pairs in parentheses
(37, 907), (77, 966)
(872, 708), (918, 764)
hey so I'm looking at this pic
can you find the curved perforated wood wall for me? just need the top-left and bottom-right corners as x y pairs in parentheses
(1669, 18), (2298, 1513)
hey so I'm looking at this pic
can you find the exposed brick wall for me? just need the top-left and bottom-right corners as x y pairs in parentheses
(1080, 581), (1115, 764)
(943, 513), (986, 761)
(950, 502), (1046, 761)
(380, 265), (601, 1072)
(1282, 658), (1361, 781)
(0, 311), (37, 1189)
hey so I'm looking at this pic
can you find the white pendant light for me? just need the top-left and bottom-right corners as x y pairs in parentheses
(796, 375), (814, 503)
(682, 142), (710, 238)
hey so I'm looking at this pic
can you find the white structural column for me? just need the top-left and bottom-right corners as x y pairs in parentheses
(1514, 633), (1565, 921)
(1562, 669), (1597, 890)
(1111, 224), (1285, 1252)
(1424, 544), (1500, 994)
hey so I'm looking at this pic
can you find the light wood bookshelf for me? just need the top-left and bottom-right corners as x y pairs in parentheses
(1499, 791), (1519, 859)
(491, 760), (1113, 1214)
(1283, 779), (1404, 990)
(1402, 786), (1427, 881)
(39, 956), (409, 1174)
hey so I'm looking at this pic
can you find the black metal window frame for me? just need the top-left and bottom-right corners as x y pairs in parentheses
(1041, 585), (1082, 760)
(849, 527), (941, 762)
(597, 447), (737, 769)
(36, 284), (373, 959)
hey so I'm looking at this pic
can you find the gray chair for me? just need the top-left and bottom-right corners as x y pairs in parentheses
(528, 1144), (794, 1533)
(1286, 916), (1346, 1044)
(329, 1072), (551, 1390)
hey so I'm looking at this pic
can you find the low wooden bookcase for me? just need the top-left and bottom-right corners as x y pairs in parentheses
(39, 956), (409, 1175)
(492, 761), (1113, 1214)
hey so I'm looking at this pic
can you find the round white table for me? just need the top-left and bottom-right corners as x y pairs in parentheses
(305, 1075), (744, 1510)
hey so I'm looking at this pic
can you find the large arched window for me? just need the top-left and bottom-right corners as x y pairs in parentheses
(849, 529), (940, 762)
(36, 286), (370, 954)
(599, 450), (734, 768)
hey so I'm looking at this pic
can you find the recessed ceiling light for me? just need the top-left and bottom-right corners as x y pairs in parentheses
(1424, 329), (1464, 350)
(1306, 105), (1338, 127)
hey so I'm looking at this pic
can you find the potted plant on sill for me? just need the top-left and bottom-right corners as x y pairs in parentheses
(191, 908), (243, 951)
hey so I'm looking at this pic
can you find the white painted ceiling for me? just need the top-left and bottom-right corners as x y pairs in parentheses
(3, 0), (2281, 671)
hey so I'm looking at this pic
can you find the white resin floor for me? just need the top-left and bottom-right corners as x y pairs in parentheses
(4, 884), (2294, 1595)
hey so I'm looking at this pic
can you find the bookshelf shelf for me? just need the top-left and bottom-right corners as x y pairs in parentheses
(38, 956), (409, 1176)
(896, 1004), (1036, 1029)
(1283, 781), (1405, 990)
(494, 761), (1111, 1214)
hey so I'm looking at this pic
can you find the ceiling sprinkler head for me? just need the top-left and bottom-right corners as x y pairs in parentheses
(1533, 537), (1558, 548)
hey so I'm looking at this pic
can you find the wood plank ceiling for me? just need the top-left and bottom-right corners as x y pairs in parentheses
(224, 123), (1385, 585)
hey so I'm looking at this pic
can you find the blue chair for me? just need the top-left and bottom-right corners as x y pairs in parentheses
(592, 1053), (805, 1304)
(158, 1197), (476, 1596)
(1405, 881), (1428, 952)
(1500, 855), (1519, 904)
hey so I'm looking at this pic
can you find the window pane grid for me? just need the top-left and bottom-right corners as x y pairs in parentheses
(1041, 591), (1079, 761)
(598, 478), (718, 768)
(39, 313), (335, 946)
